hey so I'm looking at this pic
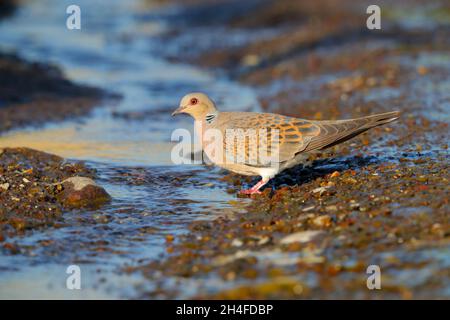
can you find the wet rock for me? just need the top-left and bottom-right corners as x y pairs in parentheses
(280, 230), (324, 244)
(57, 177), (111, 209)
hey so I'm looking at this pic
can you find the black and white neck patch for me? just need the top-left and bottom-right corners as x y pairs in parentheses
(205, 113), (217, 124)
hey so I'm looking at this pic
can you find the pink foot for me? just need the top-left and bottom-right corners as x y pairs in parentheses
(239, 189), (262, 195)
(238, 178), (269, 195)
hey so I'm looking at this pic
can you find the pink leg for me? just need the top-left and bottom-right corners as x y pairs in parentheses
(239, 178), (269, 195)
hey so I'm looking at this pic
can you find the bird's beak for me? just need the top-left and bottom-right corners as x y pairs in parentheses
(171, 105), (185, 116)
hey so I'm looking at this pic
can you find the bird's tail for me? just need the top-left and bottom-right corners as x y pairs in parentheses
(305, 111), (400, 151)
(353, 111), (400, 127)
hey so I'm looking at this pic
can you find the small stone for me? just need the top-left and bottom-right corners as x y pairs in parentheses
(349, 201), (360, 210)
(312, 215), (332, 227)
(22, 168), (33, 174)
(280, 230), (324, 245)
(231, 238), (243, 247)
(417, 65), (428, 75)
(22, 178), (30, 183)
(57, 176), (111, 209)
(256, 236), (270, 246)
(330, 171), (340, 178)
(241, 54), (260, 67)
(325, 205), (338, 212)
(0, 183), (10, 191)
(312, 186), (330, 195)
(430, 224), (444, 236)
(312, 187), (325, 193)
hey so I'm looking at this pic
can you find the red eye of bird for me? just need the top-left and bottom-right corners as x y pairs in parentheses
(190, 98), (198, 105)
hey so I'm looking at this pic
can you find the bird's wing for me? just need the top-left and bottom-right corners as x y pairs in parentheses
(217, 111), (399, 167)
(217, 112), (321, 166)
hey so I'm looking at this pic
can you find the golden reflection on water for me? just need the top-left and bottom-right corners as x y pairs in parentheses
(0, 126), (174, 165)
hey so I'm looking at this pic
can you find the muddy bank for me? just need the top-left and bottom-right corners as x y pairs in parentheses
(0, 53), (109, 133)
(0, 50), (112, 244)
(0, 1), (117, 133)
(135, 154), (449, 299)
(0, 147), (111, 250)
(158, 0), (450, 81)
(131, 0), (450, 298)
(0, 0), (16, 19)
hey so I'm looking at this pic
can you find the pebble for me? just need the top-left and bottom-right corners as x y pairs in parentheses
(0, 183), (10, 191)
(330, 171), (340, 178)
(344, 177), (358, 184)
(280, 230), (324, 244)
(349, 201), (360, 210)
(312, 186), (331, 196)
(231, 239), (243, 247)
(325, 205), (338, 212)
(312, 215), (332, 227)
(312, 186), (326, 193)
(417, 65), (428, 75)
(256, 236), (270, 246)
(241, 54), (260, 67)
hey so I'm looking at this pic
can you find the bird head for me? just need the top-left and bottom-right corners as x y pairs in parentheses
(172, 92), (217, 120)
